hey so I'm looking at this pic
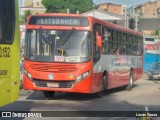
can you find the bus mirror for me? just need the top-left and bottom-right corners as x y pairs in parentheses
(96, 36), (102, 47)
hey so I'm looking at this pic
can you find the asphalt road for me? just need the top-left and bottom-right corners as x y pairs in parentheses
(1, 74), (160, 120)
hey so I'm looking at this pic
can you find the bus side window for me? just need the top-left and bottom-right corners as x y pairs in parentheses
(110, 29), (117, 55)
(137, 37), (143, 55)
(119, 33), (125, 55)
(126, 34), (132, 55)
(102, 27), (111, 54)
(132, 36), (138, 55)
(93, 23), (101, 63)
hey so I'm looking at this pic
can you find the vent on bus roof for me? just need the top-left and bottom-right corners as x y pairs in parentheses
(30, 64), (77, 73)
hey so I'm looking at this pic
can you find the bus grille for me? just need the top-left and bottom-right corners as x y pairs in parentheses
(31, 64), (77, 73)
(33, 79), (74, 88)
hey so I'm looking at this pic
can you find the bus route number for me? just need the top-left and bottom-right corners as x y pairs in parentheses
(0, 47), (10, 58)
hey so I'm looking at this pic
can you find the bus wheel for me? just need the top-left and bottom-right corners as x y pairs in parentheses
(43, 91), (55, 99)
(94, 76), (106, 98)
(126, 72), (133, 90)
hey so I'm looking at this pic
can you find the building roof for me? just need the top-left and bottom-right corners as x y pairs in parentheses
(98, 2), (122, 6)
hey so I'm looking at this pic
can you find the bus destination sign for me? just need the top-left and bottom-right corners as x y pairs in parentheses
(29, 16), (89, 26)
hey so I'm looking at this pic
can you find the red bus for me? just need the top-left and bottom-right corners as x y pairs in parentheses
(23, 13), (143, 98)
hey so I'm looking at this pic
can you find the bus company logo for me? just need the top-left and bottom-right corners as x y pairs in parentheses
(48, 73), (54, 80)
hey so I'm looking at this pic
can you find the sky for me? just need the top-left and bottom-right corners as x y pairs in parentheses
(93, 0), (156, 8)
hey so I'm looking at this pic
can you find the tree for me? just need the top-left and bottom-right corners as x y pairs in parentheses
(20, 10), (32, 24)
(19, 15), (25, 25)
(42, 0), (94, 14)
(129, 18), (135, 30)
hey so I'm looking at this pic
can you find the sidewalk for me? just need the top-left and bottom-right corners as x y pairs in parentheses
(141, 73), (148, 80)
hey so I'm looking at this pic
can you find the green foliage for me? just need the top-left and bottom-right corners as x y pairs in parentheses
(19, 15), (25, 25)
(20, 10), (32, 25)
(156, 29), (160, 34)
(42, 0), (94, 14)
(24, 10), (32, 22)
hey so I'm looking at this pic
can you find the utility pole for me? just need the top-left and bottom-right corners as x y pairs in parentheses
(124, 7), (129, 28)
(125, 8), (127, 28)
(93, 4), (96, 17)
(76, 10), (79, 14)
(135, 14), (138, 31)
(67, 9), (69, 14)
(126, 14), (129, 28)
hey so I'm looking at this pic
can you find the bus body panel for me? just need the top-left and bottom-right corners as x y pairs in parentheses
(0, 0), (20, 107)
(93, 54), (143, 89)
(24, 75), (92, 93)
(23, 60), (101, 93)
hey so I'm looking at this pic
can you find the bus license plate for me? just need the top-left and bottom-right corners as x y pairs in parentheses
(47, 82), (59, 88)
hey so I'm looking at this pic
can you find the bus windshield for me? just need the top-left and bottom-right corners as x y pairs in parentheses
(25, 29), (91, 63)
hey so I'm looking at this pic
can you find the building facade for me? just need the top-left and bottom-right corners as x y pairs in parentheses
(127, 0), (160, 34)
(97, 3), (126, 15)
(20, 0), (46, 16)
(134, 0), (160, 18)
(81, 10), (126, 27)
(127, 0), (160, 18)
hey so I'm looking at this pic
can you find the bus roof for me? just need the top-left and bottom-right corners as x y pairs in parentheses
(89, 16), (143, 37)
(27, 13), (143, 37)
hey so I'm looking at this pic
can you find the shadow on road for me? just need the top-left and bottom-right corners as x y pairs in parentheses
(26, 85), (138, 101)
(0, 101), (34, 111)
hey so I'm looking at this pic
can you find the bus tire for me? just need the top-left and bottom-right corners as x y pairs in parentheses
(126, 72), (133, 90)
(43, 91), (55, 98)
(102, 75), (107, 90)
(94, 76), (106, 98)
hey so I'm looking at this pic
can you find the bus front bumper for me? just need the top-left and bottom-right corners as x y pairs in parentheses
(23, 75), (93, 94)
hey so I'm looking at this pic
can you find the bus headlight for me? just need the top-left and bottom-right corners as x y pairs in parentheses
(76, 75), (82, 82)
(27, 73), (32, 78)
(82, 72), (89, 79)
(75, 71), (89, 83)
(24, 69), (32, 79)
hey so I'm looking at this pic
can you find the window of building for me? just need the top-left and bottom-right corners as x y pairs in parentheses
(37, 2), (39, 6)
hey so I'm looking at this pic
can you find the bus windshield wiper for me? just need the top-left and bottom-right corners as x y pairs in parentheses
(61, 27), (75, 45)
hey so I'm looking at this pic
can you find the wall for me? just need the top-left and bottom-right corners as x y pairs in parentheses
(98, 3), (124, 15)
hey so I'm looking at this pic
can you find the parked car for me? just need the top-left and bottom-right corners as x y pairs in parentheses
(147, 63), (160, 80)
